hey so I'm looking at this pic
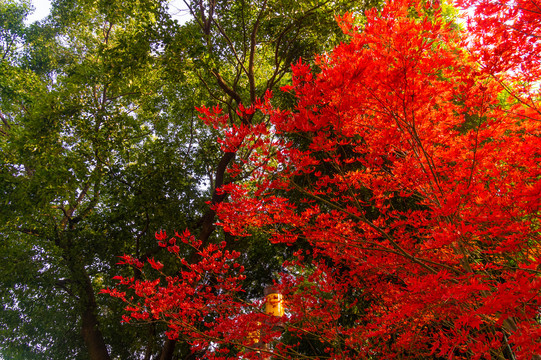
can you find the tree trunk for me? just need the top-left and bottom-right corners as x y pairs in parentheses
(79, 266), (111, 360)
(63, 236), (111, 360)
(159, 339), (176, 360)
(81, 305), (111, 360)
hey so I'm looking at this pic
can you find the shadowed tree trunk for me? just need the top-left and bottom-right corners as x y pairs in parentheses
(159, 339), (176, 360)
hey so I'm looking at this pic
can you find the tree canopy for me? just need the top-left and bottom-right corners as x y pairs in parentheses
(105, 0), (541, 359)
(2, 0), (540, 359)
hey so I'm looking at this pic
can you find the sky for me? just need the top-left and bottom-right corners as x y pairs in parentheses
(25, 0), (51, 24)
(25, 0), (191, 24)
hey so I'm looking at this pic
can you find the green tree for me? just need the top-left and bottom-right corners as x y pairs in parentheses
(0, 0), (175, 358)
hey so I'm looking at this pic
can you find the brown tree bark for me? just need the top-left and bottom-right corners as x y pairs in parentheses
(159, 339), (177, 360)
(76, 258), (112, 360)
(81, 304), (112, 360)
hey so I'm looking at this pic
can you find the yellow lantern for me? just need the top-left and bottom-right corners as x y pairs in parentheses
(264, 286), (284, 317)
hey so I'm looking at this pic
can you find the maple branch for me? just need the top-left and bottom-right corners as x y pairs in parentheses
(290, 181), (440, 275)
(489, 72), (541, 118)
(294, 228), (462, 276)
(467, 109), (483, 189)
(319, 139), (463, 276)
(360, 79), (444, 207)
(407, 111), (445, 199)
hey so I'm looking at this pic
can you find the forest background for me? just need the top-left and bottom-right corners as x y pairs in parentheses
(1, 0), (540, 359)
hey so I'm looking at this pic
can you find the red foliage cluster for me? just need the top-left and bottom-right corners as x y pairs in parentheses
(105, 0), (541, 358)
(102, 231), (248, 341)
(103, 229), (289, 359)
(458, 0), (541, 96)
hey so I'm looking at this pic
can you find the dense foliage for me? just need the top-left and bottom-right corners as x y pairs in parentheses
(105, 0), (541, 359)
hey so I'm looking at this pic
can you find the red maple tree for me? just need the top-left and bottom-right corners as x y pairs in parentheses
(104, 0), (541, 358)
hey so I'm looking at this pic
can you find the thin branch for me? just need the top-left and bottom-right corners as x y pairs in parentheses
(211, 19), (250, 77)
(247, 0), (269, 103)
(290, 181), (439, 275)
